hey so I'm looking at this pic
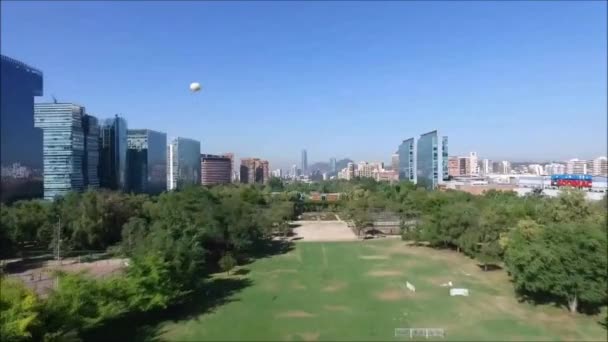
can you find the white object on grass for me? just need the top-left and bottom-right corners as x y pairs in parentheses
(450, 288), (469, 296)
(406, 281), (416, 292)
(440, 281), (453, 287)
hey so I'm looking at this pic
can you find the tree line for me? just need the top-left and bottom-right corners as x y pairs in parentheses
(1, 185), (295, 341)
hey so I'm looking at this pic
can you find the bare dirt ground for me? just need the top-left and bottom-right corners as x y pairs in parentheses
(6, 258), (128, 296)
(291, 220), (358, 242)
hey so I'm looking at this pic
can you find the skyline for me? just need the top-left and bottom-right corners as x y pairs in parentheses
(2, 1), (606, 169)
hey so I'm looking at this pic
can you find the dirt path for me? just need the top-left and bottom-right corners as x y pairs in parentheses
(292, 220), (357, 242)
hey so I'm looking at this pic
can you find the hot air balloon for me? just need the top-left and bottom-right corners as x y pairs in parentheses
(190, 82), (202, 92)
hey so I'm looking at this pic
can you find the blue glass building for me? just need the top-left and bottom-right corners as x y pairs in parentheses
(127, 129), (167, 194)
(167, 137), (201, 190)
(397, 137), (417, 183)
(416, 130), (449, 189)
(0, 55), (44, 202)
(34, 103), (99, 200)
(99, 115), (128, 190)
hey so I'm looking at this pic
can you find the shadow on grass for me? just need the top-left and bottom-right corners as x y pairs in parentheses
(82, 277), (253, 342)
(515, 289), (603, 315)
(241, 239), (294, 265)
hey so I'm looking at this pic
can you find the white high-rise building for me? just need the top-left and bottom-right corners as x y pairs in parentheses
(566, 158), (588, 174)
(167, 137), (201, 190)
(528, 164), (544, 176)
(272, 169), (282, 178)
(469, 152), (479, 175)
(592, 156), (607, 176)
(499, 161), (511, 174)
(481, 159), (492, 175)
(544, 163), (565, 175)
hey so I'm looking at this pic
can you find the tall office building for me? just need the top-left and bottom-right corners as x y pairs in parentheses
(34, 103), (99, 200)
(566, 158), (587, 175)
(592, 156), (607, 176)
(301, 149), (308, 175)
(416, 130), (448, 189)
(99, 115), (128, 190)
(391, 153), (399, 172)
(82, 115), (100, 188)
(222, 152), (235, 182)
(498, 161), (512, 174)
(397, 138), (416, 183)
(201, 154), (232, 185)
(291, 164), (298, 180)
(346, 162), (355, 180)
(544, 163), (565, 175)
(127, 129), (167, 194)
(167, 137), (201, 190)
(458, 157), (469, 176)
(240, 158), (270, 184)
(329, 158), (337, 173)
(1, 55), (44, 202)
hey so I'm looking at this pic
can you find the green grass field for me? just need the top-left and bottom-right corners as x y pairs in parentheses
(158, 239), (605, 341)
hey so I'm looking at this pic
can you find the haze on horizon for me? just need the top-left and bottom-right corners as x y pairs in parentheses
(2, 1), (606, 169)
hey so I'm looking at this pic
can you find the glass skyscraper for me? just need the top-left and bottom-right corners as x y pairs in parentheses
(167, 137), (201, 190)
(397, 137), (416, 183)
(1, 55), (44, 202)
(416, 130), (448, 189)
(99, 115), (128, 190)
(127, 129), (167, 194)
(34, 103), (99, 200)
(301, 149), (308, 175)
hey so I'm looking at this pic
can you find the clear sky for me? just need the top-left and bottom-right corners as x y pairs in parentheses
(2, 1), (606, 169)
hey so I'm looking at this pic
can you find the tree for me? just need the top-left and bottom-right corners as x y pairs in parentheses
(219, 253), (237, 275)
(504, 221), (607, 313)
(0, 277), (41, 342)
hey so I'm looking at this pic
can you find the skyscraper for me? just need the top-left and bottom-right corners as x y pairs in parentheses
(167, 137), (201, 190)
(397, 138), (416, 183)
(481, 159), (492, 175)
(127, 129), (167, 194)
(391, 153), (399, 172)
(34, 103), (99, 200)
(329, 157), (337, 173)
(99, 115), (128, 190)
(201, 154), (232, 185)
(1, 55), (44, 202)
(416, 130), (448, 189)
(301, 149), (308, 175)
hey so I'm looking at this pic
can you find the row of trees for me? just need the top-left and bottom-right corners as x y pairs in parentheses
(1, 185), (295, 341)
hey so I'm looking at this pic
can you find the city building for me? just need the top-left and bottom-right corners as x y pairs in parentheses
(329, 157), (337, 173)
(566, 158), (587, 175)
(34, 103), (99, 200)
(167, 137), (201, 190)
(127, 129), (167, 194)
(374, 169), (399, 182)
(240, 158), (270, 184)
(468, 152), (479, 175)
(416, 130), (448, 189)
(397, 137), (416, 183)
(496, 160), (511, 174)
(481, 159), (492, 175)
(291, 164), (298, 180)
(592, 156), (607, 176)
(458, 157), (470, 176)
(391, 153), (399, 172)
(301, 149), (308, 175)
(99, 115), (128, 190)
(347, 162), (355, 180)
(201, 154), (232, 185)
(82, 115), (100, 188)
(1, 55), (44, 202)
(448, 156), (460, 177)
(527, 164), (544, 176)
(544, 163), (565, 175)
(272, 169), (282, 178)
(222, 153), (235, 182)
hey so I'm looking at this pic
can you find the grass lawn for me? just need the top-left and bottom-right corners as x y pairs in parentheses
(158, 239), (605, 341)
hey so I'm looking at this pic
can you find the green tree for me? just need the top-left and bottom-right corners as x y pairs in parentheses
(504, 221), (607, 313)
(0, 277), (41, 342)
(219, 253), (237, 275)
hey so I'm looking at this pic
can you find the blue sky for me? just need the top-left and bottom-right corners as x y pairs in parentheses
(2, 1), (606, 169)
